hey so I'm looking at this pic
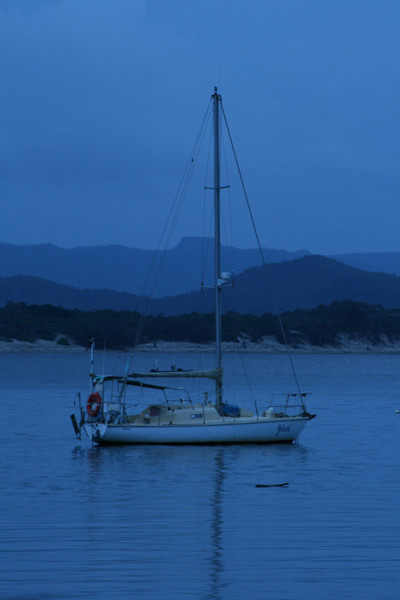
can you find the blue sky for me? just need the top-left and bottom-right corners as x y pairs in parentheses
(0, 0), (399, 254)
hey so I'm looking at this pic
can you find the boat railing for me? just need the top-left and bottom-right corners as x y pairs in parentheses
(266, 392), (309, 416)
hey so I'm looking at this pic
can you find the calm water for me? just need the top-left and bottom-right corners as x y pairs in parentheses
(1, 351), (399, 600)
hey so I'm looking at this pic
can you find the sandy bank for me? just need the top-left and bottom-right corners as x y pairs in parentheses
(0, 339), (86, 353)
(2, 336), (400, 354)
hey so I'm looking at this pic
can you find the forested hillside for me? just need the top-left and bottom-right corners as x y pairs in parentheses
(1, 300), (400, 350)
(3, 256), (400, 315)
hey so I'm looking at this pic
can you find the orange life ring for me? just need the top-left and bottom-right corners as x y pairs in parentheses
(87, 392), (102, 417)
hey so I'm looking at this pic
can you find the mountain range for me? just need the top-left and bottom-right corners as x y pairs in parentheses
(3, 255), (400, 315)
(2, 239), (400, 300)
(0, 238), (309, 298)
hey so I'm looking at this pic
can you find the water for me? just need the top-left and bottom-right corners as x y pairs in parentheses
(1, 352), (399, 599)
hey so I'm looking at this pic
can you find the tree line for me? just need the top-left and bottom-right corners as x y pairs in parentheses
(1, 300), (400, 349)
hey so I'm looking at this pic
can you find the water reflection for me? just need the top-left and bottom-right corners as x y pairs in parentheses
(4, 353), (400, 599)
(207, 450), (225, 600)
(68, 442), (309, 600)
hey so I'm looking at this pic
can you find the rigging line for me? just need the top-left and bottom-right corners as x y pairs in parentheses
(198, 127), (213, 377)
(109, 351), (124, 379)
(220, 286), (258, 415)
(163, 105), (212, 252)
(207, 210), (213, 264)
(202, 122), (214, 284)
(202, 128), (215, 287)
(220, 101), (301, 395)
(134, 99), (213, 313)
(220, 124), (234, 274)
(134, 172), (189, 347)
(133, 100), (213, 348)
(239, 351), (259, 417)
(220, 290), (236, 401)
(133, 101), (212, 347)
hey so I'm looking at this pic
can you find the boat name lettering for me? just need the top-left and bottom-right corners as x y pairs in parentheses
(276, 424), (291, 436)
(190, 414), (203, 419)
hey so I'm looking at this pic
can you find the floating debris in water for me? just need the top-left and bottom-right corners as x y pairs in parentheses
(255, 483), (289, 488)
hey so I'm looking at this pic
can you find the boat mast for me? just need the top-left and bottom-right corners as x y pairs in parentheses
(213, 87), (223, 412)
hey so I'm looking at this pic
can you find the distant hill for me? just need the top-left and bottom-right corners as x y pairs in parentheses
(330, 252), (400, 277)
(153, 255), (400, 315)
(4, 240), (400, 302)
(0, 275), (147, 312)
(0, 239), (309, 298)
(3, 256), (400, 314)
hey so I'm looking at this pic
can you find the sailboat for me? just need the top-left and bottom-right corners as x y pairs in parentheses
(70, 88), (315, 445)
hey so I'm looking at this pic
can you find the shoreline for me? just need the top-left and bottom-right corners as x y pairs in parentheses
(2, 338), (400, 354)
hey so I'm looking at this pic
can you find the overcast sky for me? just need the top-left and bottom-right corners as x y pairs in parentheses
(0, 0), (399, 254)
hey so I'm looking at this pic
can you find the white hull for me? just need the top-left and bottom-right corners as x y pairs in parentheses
(83, 416), (309, 445)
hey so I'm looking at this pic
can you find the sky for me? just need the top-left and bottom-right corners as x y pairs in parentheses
(0, 0), (399, 255)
